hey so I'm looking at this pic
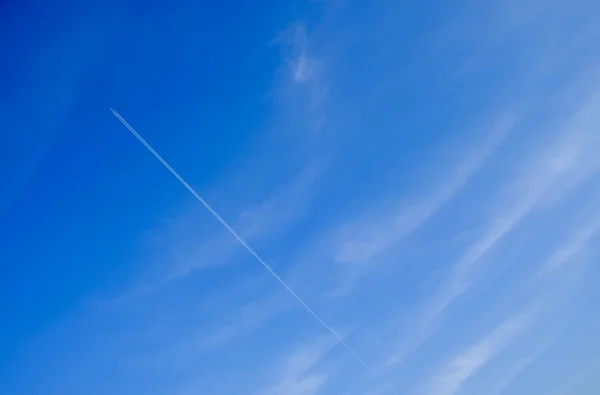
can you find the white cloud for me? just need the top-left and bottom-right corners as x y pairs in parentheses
(199, 290), (293, 348)
(276, 23), (317, 85)
(105, 164), (322, 308)
(538, 215), (600, 275)
(403, 90), (600, 354)
(423, 310), (533, 395)
(260, 337), (337, 395)
(265, 375), (327, 395)
(163, 164), (322, 280)
(293, 53), (314, 83)
(377, 87), (600, 369)
(478, 324), (563, 395)
(549, 357), (600, 395)
(485, 355), (537, 395)
(272, 21), (331, 137)
(332, 115), (515, 265)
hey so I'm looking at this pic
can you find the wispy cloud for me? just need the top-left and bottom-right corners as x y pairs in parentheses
(259, 337), (337, 395)
(276, 23), (319, 85)
(549, 357), (600, 395)
(422, 310), (534, 395)
(390, 90), (600, 363)
(537, 214), (600, 275)
(8, 2), (600, 395)
(331, 115), (514, 266)
(166, 164), (322, 280)
(484, 336), (554, 395)
(107, 164), (323, 306)
(197, 290), (293, 348)
(272, 22), (330, 136)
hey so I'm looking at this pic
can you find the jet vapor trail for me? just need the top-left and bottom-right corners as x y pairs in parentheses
(111, 109), (370, 370)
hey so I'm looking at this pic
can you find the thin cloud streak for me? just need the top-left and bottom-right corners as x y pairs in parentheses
(260, 337), (336, 395)
(111, 109), (371, 370)
(423, 310), (534, 395)
(333, 115), (515, 265)
(108, 154), (323, 308)
(385, 92), (600, 366)
(537, 215), (600, 276)
(486, 329), (560, 395)
(378, 90), (600, 370)
(549, 357), (600, 395)
(166, 164), (322, 280)
(200, 291), (293, 348)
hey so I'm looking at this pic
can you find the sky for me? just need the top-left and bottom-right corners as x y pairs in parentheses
(1, 0), (600, 394)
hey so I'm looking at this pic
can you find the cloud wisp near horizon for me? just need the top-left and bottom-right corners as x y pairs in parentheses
(1, 1), (600, 395)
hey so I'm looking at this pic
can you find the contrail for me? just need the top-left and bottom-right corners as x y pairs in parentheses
(110, 109), (370, 370)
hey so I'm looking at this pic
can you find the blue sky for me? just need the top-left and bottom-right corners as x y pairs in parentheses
(1, 0), (600, 394)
